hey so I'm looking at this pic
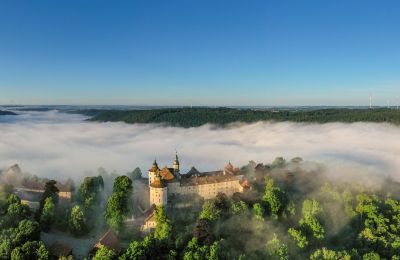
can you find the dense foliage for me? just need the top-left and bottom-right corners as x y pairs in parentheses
(0, 194), (49, 259)
(77, 175), (104, 209)
(105, 176), (133, 230)
(69, 204), (88, 235)
(88, 108), (400, 127)
(39, 197), (55, 231)
(93, 245), (117, 260)
(74, 175), (104, 234)
(1, 157), (400, 259)
(112, 158), (400, 259)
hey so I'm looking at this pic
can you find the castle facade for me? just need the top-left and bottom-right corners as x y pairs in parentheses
(148, 154), (244, 206)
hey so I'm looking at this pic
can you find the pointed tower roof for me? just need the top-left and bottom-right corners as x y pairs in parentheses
(174, 151), (179, 165)
(225, 161), (234, 171)
(149, 159), (159, 172)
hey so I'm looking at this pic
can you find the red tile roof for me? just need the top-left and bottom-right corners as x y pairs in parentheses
(95, 229), (120, 252)
(150, 177), (166, 188)
(159, 166), (175, 181)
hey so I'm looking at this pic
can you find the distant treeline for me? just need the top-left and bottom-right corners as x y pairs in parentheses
(0, 110), (17, 116)
(82, 107), (400, 127)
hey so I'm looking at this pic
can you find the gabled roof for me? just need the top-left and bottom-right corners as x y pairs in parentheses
(18, 180), (45, 190)
(224, 162), (241, 175)
(15, 190), (42, 202)
(149, 160), (159, 172)
(159, 166), (175, 181)
(186, 166), (200, 176)
(144, 204), (157, 222)
(56, 183), (74, 192)
(95, 229), (120, 251)
(225, 161), (234, 171)
(16, 181), (72, 192)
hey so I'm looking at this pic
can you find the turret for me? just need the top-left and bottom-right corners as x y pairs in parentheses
(173, 152), (180, 173)
(148, 160), (159, 186)
(223, 161), (234, 175)
(149, 172), (168, 206)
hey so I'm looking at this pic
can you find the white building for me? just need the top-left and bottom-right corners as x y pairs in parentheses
(148, 154), (244, 206)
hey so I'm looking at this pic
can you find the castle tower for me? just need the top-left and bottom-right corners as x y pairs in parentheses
(149, 173), (168, 206)
(148, 160), (159, 186)
(224, 161), (234, 175)
(173, 152), (180, 173)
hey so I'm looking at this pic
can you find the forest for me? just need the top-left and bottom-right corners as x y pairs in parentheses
(0, 111), (17, 116)
(0, 158), (399, 259)
(86, 107), (400, 127)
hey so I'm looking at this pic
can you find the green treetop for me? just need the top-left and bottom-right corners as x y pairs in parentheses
(199, 201), (221, 222)
(93, 245), (116, 260)
(40, 197), (55, 231)
(113, 176), (133, 194)
(263, 177), (288, 218)
(154, 206), (172, 241)
(69, 204), (87, 235)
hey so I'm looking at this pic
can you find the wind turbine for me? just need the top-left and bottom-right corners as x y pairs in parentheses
(369, 94), (373, 109)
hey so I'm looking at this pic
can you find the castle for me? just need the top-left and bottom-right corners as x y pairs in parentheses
(148, 153), (244, 206)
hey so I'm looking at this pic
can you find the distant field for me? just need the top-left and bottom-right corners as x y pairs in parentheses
(77, 107), (400, 127)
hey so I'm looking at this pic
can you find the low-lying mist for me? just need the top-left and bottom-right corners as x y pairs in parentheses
(0, 111), (399, 182)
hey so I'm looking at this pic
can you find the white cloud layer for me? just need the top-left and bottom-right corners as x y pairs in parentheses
(0, 111), (399, 181)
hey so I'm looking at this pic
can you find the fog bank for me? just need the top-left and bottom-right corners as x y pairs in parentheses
(0, 111), (399, 181)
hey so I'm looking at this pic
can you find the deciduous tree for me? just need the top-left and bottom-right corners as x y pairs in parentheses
(69, 205), (87, 235)
(40, 197), (55, 231)
(266, 233), (289, 260)
(154, 206), (171, 241)
(93, 245), (116, 260)
(263, 177), (287, 218)
(253, 203), (265, 221)
(200, 201), (221, 222)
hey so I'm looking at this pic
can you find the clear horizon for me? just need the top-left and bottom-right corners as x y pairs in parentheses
(1, 2), (400, 258)
(1, 1), (399, 106)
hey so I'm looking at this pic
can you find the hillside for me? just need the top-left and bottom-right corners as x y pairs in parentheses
(86, 107), (400, 127)
(0, 110), (17, 116)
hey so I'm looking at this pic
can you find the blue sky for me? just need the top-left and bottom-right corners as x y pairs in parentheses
(0, 0), (399, 106)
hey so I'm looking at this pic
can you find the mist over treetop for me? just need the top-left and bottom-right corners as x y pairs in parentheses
(0, 110), (399, 181)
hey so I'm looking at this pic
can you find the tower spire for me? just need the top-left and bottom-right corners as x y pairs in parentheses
(369, 95), (372, 109)
(173, 151), (180, 172)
